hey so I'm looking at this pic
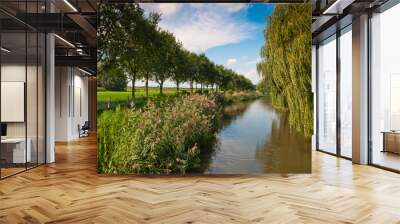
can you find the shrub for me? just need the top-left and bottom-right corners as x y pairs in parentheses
(179, 90), (190, 96)
(98, 94), (222, 174)
(98, 68), (128, 91)
(222, 91), (262, 104)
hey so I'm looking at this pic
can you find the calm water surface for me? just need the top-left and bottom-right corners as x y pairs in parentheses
(200, 98), (311, 174)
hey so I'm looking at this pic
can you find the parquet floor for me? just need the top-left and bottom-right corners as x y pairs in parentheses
(1, 135), (400, 223)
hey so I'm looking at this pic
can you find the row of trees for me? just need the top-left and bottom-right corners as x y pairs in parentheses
(257, 4), (313, 136)
(98, 3), (254, 97)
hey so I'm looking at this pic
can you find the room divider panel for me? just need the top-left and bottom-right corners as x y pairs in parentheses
(0, 1), (46, 179)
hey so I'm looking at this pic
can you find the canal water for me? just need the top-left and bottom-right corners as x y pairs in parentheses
(200, 97), (311, 174)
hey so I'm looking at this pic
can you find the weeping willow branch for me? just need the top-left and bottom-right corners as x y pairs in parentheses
(257, 4), (313, 137)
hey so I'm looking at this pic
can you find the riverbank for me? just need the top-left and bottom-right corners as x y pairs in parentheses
(97, 91), (263, 174)
(97, 89), (263, 112)
(97, 87), (185, 112)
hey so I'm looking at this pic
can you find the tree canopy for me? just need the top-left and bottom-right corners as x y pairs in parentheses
(98, 65), (128, 91)
(98, 3), (255, 96)
(257, 4), (312, 136)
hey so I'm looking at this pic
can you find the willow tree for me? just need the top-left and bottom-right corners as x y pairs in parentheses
(257, 4), (313, 137)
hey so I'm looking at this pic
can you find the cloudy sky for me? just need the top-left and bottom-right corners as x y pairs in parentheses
(138, 3), (274, 87)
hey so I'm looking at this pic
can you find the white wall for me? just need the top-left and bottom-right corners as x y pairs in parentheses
(55, 67), (89, 141)
(1, 65), (26, 139)
(55, 66), (69, 141)
(1, 65), (43, 137)
(1, 62), (46, 164)
(72, 72), (89, 137)
(1, 82), (25, 122)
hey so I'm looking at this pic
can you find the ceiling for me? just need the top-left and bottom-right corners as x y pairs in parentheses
(311, 0), (390, 43)
(0, 0), (97, 74)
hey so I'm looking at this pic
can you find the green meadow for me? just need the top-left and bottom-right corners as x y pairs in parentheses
(97, 87), (192, 103)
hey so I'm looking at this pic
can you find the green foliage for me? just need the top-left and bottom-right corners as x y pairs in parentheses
(98, 3), (255, 96)
(98, 3), (159, 97)
(97, 87), (187, 102)
(97, 95), (222, 174)
(96, 87), (192, 111)
(257, 4), (313, 137)
(222, 91), (263, 104)
(97, 67), (128, 91)
(256, 79), (267, 94)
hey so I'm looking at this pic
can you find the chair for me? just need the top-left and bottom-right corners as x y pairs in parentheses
(79, 121), (90, 138)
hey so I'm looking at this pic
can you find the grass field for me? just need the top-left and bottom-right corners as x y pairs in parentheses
(97, 87), (195, 111)
(97, 87), (192, 103)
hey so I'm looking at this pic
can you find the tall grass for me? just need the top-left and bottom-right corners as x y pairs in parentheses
(97, 94), (222, 174)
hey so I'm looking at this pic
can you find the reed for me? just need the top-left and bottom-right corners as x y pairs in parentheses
(97, 94), (222, 174)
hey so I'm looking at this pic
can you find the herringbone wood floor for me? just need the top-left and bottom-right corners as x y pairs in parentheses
(1, 135), (400, 224)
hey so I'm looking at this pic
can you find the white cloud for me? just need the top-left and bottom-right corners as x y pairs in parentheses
(140, 3), (262, 86)
(140, 3), (183, 18)
(216, 3), (248, 12)
(226, 58), (237, 65)
(142, 4), (257, 52)
(190, 3), (247, 12)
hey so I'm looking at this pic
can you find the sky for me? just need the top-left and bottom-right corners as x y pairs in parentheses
(137, 3), (274, 87)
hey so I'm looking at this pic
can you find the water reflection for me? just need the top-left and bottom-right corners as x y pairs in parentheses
(201, 98), (311, 174)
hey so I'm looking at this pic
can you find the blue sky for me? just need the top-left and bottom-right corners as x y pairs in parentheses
(139, 3), (274, 87)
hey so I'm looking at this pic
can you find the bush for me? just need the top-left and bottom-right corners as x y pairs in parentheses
(98, 94), (222, 174)
(222, 91), (262, 104)
(179, 90), (190, 96)
(98, 68), (128, 91)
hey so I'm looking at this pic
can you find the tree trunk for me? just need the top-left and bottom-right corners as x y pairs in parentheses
(128, 64), (137, 99)
(131, 75), (136, 98)
(176, 81), (180, 92)
(145, 76), (149, 97)
(190, 81), (193, 93)
(159, 81), (163, 95)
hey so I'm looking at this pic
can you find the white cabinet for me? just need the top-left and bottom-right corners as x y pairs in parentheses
(1, 138), (32, 163)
